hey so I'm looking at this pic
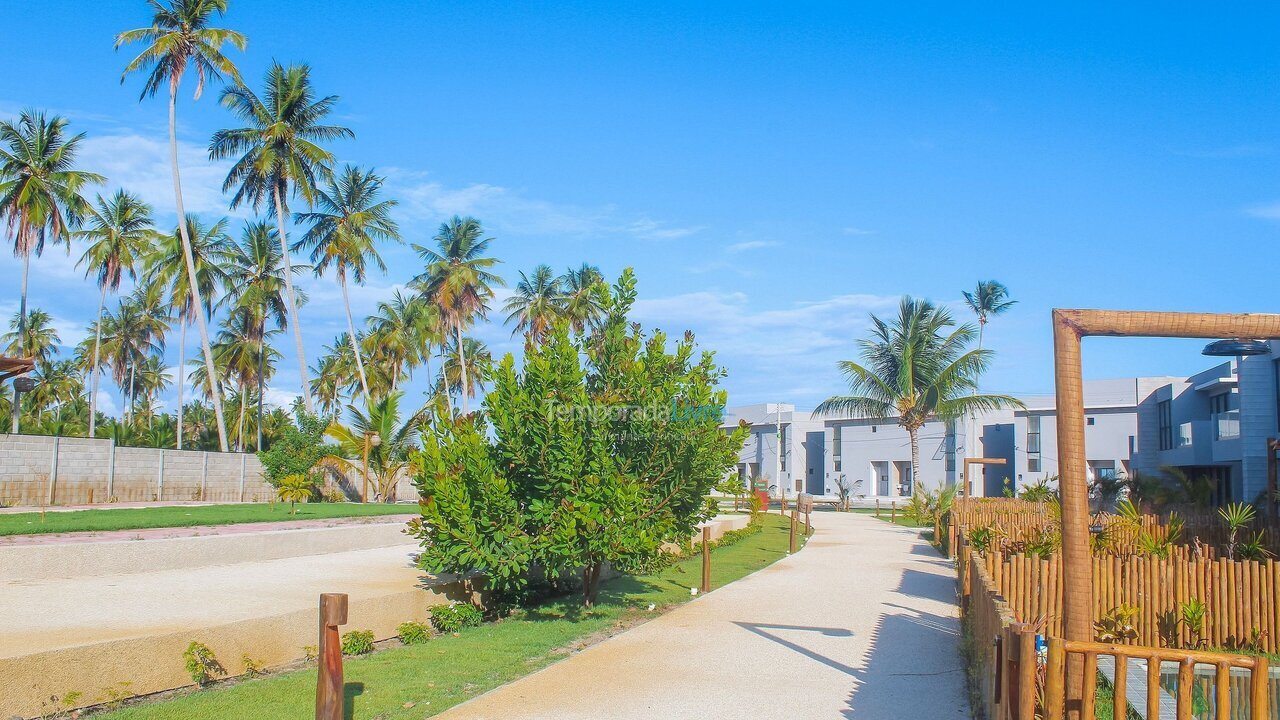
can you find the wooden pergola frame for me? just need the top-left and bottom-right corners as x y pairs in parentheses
(0, 356), (34, 383)
(961, 456), (1006, 497)
(1052, 309), (1280, 714)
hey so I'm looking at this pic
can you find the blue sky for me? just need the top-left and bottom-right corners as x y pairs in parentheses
(3, 1), (1279, 415)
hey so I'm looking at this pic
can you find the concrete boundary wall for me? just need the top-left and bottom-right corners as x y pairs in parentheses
(0, 434), (274, 506)
(0, 521), (414, 582)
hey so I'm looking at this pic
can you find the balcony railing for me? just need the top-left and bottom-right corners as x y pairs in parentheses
(1216, 409), (1241, 440)
(1178, 422), (1194, 447)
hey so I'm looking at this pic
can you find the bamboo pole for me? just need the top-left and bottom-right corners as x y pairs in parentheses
(1250, 655), (1270, 720)
(1045, 637), (1065, 719)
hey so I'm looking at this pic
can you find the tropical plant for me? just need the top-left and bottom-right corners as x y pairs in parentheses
(396, 621), (430, 645)
(1094, 605), (1140, 643)
(76, 190), (156, 437)
(117, 0), (246, 451)
(320, 392), (419, 502)
(1237, 530), (1273, 561)
(503, 264), (563, 345)
(181, 641), (224, 686)
(295, 165), (400, 401)
(1090, 473), (1127, 513)
(1179, 598), (1208, 649)
(814, 297), (1023, 484)
(1, 309), (61, 367)
(210, 61), (353, 414)
(1220, 502), (1257, 560)
(144, 215), (233, 448)
(1018, 477), (1058, 503)
(441, 335), (492, 402)
(222, 221), (302, 450)
(428, 603), (483, 634)
(962, 280), (1016, 350)
(365, 290), (437, 395)
(412, 215), (503, 414)
(257, 400), (336, 487)
(558, 263), (606, 333)
(276, 473), (314, 515)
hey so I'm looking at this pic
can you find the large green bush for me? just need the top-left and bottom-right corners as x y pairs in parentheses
(413, 269), (747, 607)
(257, 400), (337, 487)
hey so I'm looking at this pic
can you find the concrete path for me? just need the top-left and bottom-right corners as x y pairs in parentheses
(437, 512), (967, 720)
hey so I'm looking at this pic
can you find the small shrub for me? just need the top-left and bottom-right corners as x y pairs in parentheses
(397, 621), (431, 645)
(183, 641), (224, 686)
(1180, 599), (1207, 649)
(341, 629), (375, 656)
(241, 654), (266, 677)
(430, 603), (484, 633)
(97, 682), (134, 709)
(322, 487), (346, 503)
(302, 645), (318, 662)
(1095, 605), (1140, 643)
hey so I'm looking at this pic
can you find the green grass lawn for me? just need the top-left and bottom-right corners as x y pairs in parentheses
(93, 513), (801, 719)
(0, 502), (413, 537)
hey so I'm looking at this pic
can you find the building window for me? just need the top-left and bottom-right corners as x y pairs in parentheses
(1158, 400), (1173, 450)
(1026, 415), (1041, 473)
(1211, 392), (1240, 440)
(832, 426), (842, 472)
(1087, 417), (1096, 426)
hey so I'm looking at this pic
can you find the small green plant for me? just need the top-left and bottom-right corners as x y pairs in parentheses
(40, 690), (83, 718)
(276, 473), (315, 515)
(1227, 628), (1269, 655)
(96, 681), (134, 710)
(1219, 502), (1257, 560)
(1237, 530), (1273, 561)
(397, 620), (431, 645)
(302, 645), (318, 662)
(241, 654), (266, 677)
(1179, 599), (1208, 649)
(341, 629), (376, 656)
(182, 641), (224, 686)
(967, 526), (998, 553)
(430, 602), (484, 633)
(1095, 605), (1140, 643)
(1019, 477), (1057, 503)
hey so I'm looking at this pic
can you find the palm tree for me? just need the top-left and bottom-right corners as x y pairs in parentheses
(144, 215), (231, 447)
(366, 290), (436, 395)
(102, 293), (167, 424)
(222, 221), (301, 450)
(276, 473), (314, 515)
(2, 309), (62, 367)
(209, 61), (353, 414)
(117, 0), (246, 452)
(212, 310), (280, 450)
(0, 110), (103, 432)
(412, 216), (502, 414)
(559, 263), (606, 333)
(962, 280), (1016, 351)
(319, 392), (419, 502)
(814, 297), (1023, 486)
(442, 335), (491, 403)
(76, 190), (156, 438)
(295, 165), (400, 401)
(504, 264), (563, 345)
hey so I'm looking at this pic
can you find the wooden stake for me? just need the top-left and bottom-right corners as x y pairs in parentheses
(316, 593), (348, 720)
(790, 510), (798, 554)
(701, 526), (711, 594)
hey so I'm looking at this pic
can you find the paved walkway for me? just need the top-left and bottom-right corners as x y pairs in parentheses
(437, 512), (967, 720)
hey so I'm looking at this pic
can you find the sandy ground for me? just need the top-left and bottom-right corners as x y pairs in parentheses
(0, 513), (415, 546)
(436, 512), (968, 720)
(0, 543), (423, 657)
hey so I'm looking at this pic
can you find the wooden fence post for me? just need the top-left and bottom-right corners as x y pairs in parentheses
(701, 526), (711, 594)
(1016, 626), (1036, 720)
(316, 593), (349, 720)
(875, 499), (881, 518)
(891, 502), (897, 523)
(790, 511), (798, 554)
(1045, 636), (1065, 720)
(1250, 655), (1270, 720)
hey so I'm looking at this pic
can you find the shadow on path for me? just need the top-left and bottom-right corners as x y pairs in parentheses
(732, 622), (857, 676)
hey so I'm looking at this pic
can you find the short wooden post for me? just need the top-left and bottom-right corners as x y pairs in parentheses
(1045, 637), (1065, 719)
(1016, 625), (1036, 720)
(316, 593), (349, 720)
(88, 488), (94, 505)
(875, 499), (881, 518)
(890, 502), (897, 523)
(1250, 655), (1270, 720)
(805, 509), (812, 536)
(700, 526), (711, 594)
(789, 510), (798, 554)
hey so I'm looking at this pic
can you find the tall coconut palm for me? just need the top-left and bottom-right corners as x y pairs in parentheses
(504, 264), (563, 345)
(294, 165), (399, 401)
(962, 280), (1017, 351)
(209, 62), (353, 414)
(102, 293), (167, 424)
(212, 310), (281, 450)
(814, 297), (1023, 486)
(76, 190), (156, 437)
(222, 221), (301, 450)
(441, 335), (491, 403)
(412, 216), (502, 414)
(117, 0), (245, 452)
(559, 263), (606, 333)
(1, 309), (62, 367)
(366, 290), (436, 395)
(144, 215), (232, 447)
(0, 110), (103, 432)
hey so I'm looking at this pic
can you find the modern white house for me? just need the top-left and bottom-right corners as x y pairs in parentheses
(724, 348), (1280, 505)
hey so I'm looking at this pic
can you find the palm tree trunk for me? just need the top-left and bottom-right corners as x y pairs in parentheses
(908, 426), (921, 496)
(88, 285), (107, 438)
(438, 341), (452, 414)
(455, 321), (469, 414)
(256, 334), (265, 452)
(340, 271), (371, 401)
(10, 252), (30, 433)
(177, 321), (186, 450)
(237, 381), (247, 452)
(272, 185), (314, 414)
(127, 360), (136, 427)
(168, 82), (229, 452)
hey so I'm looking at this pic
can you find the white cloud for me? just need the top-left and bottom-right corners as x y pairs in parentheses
(726, 240), (778, 253)
(1246, 202), (1280, 220)
(387, 170), (702, 241)
(842, 227), (875, 236)
(95, 390), (120, 418)
(77, 133), (244, 220)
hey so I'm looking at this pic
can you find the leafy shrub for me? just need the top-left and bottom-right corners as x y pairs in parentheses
(257, 400), (337, 486)
(241, 654), (266, 677)
(1094, 605), (1140, 643)
(397, 621), (431, 645)
(182, 641), (224, 686)
(430, 603), (484, 633)
(1019, 477), (1057, 503)
(967, 526), (998, 553)
(341, 629), (375, 656)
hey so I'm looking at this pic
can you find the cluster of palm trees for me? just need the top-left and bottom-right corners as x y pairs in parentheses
(0, 0), (614, 454)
